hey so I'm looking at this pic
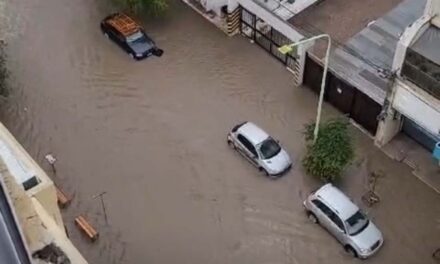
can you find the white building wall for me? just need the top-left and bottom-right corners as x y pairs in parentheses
(425, 0), (440, 27)
(201, 0), (228, 15)
(392, 15), (431, 74)
(237, 0), (303, 41)
(393, 79), (440, 136)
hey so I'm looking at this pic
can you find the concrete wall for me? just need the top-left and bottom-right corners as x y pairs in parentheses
(6, 169), (87, 263)
(392, 15), (431, 74)
(201, 0), (228, 15)
(393, 79), (440, 136)
(3, 168), (87, 263)
(381, 0), (440, 147)
(425, 0), (440, 27)
(236, 0), (304, 41)
(0, 122), (63, 227)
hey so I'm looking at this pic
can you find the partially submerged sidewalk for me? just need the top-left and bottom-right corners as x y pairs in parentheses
(382, 134), (440, 194)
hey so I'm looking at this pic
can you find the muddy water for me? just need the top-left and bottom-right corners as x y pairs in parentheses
(1, 0), (439, 263)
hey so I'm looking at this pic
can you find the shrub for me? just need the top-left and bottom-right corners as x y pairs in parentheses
(302, 118), (354, 182)
(115, 0), (168, 15)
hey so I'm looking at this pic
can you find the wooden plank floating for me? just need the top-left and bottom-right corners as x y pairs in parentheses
(75, 215), (99, 242)
(56, 187), (71, 209)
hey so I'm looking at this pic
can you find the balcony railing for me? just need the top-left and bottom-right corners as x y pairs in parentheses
(401, 49), (440, 100)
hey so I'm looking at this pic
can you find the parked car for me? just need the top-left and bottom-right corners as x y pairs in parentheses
(227, 121), (292, 177)
(303, 183), (384, 259)
(100, 13), (163, 60)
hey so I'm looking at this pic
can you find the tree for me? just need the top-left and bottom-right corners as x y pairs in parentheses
(115, 0), (168, 15)
(302, 118), (354, 182)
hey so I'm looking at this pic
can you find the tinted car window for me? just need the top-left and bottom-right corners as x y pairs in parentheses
(237, 134), (258, 157)
(345, 211), (369, 235)
(126, 31), (145, 43)
(106, 24), (118, 36)
(259, 137), (281, 159)
(330, 213), (345, 231)
(312, 199), (333, 216)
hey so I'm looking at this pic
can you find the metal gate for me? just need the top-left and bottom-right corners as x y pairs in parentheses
(402, 117), (440, 151)
(304, 54), (381, 134)
(240, 8), (298, 71)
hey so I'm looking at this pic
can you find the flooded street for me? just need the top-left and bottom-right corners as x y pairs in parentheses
(1, 0), (440, 263)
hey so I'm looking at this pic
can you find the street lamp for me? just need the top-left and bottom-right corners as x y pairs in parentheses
(278, 34), (331, 144)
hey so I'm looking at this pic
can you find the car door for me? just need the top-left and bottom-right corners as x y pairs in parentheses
(236, 134), (259, 166)
(107, 26), (128, 51)
(105, 24), (119, 42)
(327, 212), (347, 243)
(311, 199), (335, 232)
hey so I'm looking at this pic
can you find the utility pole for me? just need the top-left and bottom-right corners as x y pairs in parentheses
(279, 34), (332, 143)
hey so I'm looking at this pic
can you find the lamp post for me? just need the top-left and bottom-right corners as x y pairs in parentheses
(278, 34), (331, 143)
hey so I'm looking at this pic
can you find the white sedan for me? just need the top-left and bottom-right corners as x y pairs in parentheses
(227, 121), (292, 177)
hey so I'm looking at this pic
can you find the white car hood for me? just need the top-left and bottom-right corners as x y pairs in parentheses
(351, 221), (382, 250)
(263, 149), (291, 173)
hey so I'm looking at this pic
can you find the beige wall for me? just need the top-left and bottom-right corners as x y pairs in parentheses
(3, 161), (88, 263)
(0, 122), (87, 262)
(0, 122), (63, 227)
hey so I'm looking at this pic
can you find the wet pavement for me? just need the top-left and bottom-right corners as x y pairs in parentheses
(1, 0), (440, 263)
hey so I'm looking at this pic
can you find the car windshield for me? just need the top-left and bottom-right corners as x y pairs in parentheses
(126, 31), (147, 44)
(259, 138), (281, 159)
(345, 210), (369, 236)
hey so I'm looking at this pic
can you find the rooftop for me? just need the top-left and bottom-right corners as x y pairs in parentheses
(238, 122), (270, 145)
(327, 0), (426, 104)
(316, 184), (359, 220)
(411, 25), (440, 65)
(289, 0), (403, 44)
(251, 0), (318, 20)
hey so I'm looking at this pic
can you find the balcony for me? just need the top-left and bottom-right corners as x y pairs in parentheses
(401, 48), (440, 100)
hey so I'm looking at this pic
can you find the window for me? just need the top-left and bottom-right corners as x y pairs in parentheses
(345, 211), (369, 236)
(402, 48), (440, 99)
(312, 199), (345, 231)
(329, 213), (345, 231)
(312, 199), (332, 216)
(259, 137), (281, 159)
(237, 134), (258, 157)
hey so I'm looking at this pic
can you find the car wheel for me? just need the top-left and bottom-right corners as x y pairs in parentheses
(259, 167), (269, 176)
(307, 212), (318, 224)
(344, 245), (358, 258)
(103, 32), (109, 38)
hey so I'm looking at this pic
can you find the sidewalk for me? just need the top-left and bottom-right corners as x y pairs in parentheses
(382, 134), (440, 194)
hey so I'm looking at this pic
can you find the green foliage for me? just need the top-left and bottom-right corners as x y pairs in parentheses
(302, 118), (354, 182)
(115, 0), (168, 15)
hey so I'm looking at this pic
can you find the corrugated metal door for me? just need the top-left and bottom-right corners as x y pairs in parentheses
(402, 117), (440, 151)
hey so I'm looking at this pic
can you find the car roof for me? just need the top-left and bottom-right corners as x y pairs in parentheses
(237, 122), (269, 145)
(315, 184), (359, 220)
(106, 13), (141, 37)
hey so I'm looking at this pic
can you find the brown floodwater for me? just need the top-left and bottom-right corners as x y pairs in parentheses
(1, 0), (439, 263)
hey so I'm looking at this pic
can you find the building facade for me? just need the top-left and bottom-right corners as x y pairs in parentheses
(375, 0), (440, 152)
(0, 122), (88, 264)
(182, 0), (322, 86)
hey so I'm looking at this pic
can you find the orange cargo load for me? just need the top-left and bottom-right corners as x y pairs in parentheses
(107, 13), (140, 37)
